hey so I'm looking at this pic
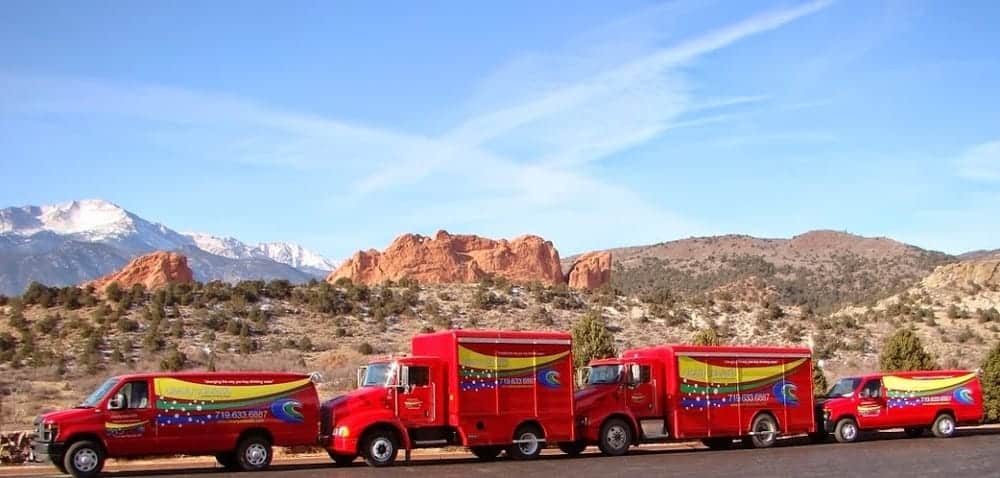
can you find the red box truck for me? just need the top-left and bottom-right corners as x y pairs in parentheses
(818, 369), (984, 443)
(31, 372), (321, 477)
(323, 330), (576, 467)
(563, 345), (815, 456)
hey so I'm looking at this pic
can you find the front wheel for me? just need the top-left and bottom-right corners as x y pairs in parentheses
(236, 434), (273, 471)
(470, 445), (504, 460)
(931, 414), (956, 438)
(63, 440), (105, 478)
(507, 424), (544, 460)
(598, 418), (632, 456)
(833, 417), (860, 443)
(327, 451), (356, 466)
(558, 440), (587, 456)
(362, 429), (399, 467)
(743, 414), (778, 448)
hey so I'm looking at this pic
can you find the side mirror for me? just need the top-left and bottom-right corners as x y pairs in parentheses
(356, 366), (367, 389)
(399, 365), (410, 392)
(576, 367), (591, 389)
(627, 364), (642, 387)
(108, 394), (125, 410)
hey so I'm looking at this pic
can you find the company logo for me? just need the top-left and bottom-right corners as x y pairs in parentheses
(772, 380), (799, 406)
(270, 399), (304, 423)
(630, 393), (647, 403)
(954, 387), (975, 405)
(403, 398), (423, 409)
(536, 369), (562, 389)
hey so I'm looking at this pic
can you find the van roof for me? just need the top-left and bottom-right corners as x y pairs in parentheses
(623, 344), (812, 358)
(839, 369), (977, 381)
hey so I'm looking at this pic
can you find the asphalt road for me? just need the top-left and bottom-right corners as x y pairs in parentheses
(20, 428), (1000, 478)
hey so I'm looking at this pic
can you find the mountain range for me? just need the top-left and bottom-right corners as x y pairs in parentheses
(0, 199), (336, 295)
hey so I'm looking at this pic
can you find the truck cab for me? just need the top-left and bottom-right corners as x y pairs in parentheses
(324, 356), (448, 467)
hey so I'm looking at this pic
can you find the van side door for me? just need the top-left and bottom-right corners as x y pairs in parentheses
(103, 379), (158, 456)
(856, 378), (888, 429)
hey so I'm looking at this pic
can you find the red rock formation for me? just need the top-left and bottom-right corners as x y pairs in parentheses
(566, 251), (612, 289)
(327, 230), (564, 285)
(89, 251), (194, 292)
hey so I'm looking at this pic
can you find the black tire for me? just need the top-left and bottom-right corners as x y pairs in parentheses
(327, 450), (356, 466)
(215, 452), (238, 470)
(743, 414), (779, 448)
(63, 440), (105, 478)
(557, 441), (587, 456)
(470, 445), (504, 460)
(904, 427), (925, 438)
(507, 424), (544, 460)
(701, 437), (733, 450)
(361, 429), (399, 467)
(931, 414), (956, 438)
(235, 434), (273, 471)
(833, 417), (860, 443)
(597, 418), (632, 456)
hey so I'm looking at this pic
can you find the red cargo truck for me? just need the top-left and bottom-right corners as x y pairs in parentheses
(323, 330), (576, 466)
(563, 345), (815, 456)
(31, 372), (320, 478)
(818, 369), (984, 443)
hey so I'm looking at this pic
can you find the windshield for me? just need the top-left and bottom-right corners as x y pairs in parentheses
(587, 365), (623, 385)
(362, 363), (397, 388)
(825, 378), (862, 398)
(80, 378), (119, 407)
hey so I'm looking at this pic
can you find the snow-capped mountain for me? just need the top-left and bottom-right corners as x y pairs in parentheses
(0, 199), (336, 295)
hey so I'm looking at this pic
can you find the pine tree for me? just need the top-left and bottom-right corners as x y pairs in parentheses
(571, 310), (616, 369)
(879, 328), (936, 372)
(981, 341), (1000, 423)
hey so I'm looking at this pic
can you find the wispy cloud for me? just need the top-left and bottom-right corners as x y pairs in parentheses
(956, 140), (1000, 182)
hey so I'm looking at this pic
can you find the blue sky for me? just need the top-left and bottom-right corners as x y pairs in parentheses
(1, 0), (999, 259)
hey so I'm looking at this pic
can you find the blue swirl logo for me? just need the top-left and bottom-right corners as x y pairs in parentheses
(536, 369), (562, 388)
(772, 380), (799, 406)
(954, 387), (975, 405)
(270, 399), (304, 423)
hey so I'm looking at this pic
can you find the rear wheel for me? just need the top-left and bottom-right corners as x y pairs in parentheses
(931, 414), (956, 438)
(470, 445), (504, 460)
(361, 429), (399, 467)
(507, 424), (544, 460)
(833, 418), (860, 443)
(904, 427), (925, 438)
(63, 440), (105, 478)
(743, 414), (778, 448)
(701, 437), (734, 450)
(558, 441), (587, 456)
(235, 434), (273, 471)
(327, 451), (356, 466)
(598, 418), (632, 456)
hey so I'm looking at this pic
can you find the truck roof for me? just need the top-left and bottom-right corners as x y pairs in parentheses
(837, 369), (978, 381)
(103, 371), (312, 381)
(415, 329), (572, 341)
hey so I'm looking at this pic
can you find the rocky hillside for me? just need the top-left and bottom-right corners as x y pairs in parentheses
(590, 230), (953, 313)
(328, 230), (611, 289)
(87, 251), (194, 292)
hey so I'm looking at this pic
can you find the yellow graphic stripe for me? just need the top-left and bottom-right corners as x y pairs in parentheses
(105, 421), (147, 430)
(458, 346), (569, 371)
(678, 356), (807, 385)
(883, 373), (976, 393)
(154, 377), (312, 402)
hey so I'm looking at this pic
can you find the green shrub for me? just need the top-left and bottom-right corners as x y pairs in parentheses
(879, 328), (936, 372)
(571, 310), (615, 369)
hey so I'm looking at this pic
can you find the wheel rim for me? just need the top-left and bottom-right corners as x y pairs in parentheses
(606, 424), (628, 450)
(371, 437), (394, 462)
(245, 443), (268, 467)
(755, 419), (776, 445)
(843, 423), (857, 441)
(939, 418), (954, 435)
(518, 432), (540, 455)
(73, 448), (99, 473)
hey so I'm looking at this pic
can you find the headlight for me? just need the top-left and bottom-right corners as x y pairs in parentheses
(576, 416), (589, 427)
(335, 426), (350, 438)
(822, 410), (831, 421)
(43, 422), (59, 441)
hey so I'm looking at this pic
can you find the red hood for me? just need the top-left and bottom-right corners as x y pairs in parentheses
(38, 407), (101, 426)
(324, 386), (393, 424)
(574, 384), (620, 412)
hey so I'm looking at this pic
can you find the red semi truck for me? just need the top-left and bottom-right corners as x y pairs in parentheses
(562, 344), (815, 456)
(31, 372), (321, 478)
(323, 330), (576, 466)
(818, 369), (984, 443)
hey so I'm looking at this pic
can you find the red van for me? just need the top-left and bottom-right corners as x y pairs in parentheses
(818, 369), (984, 443)
(564, 345), (815, 456)
(31, 372), (320, 477)
(323, 330), (576, 466)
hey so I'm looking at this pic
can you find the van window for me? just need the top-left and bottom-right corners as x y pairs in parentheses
(408, 366), (430, 387)
(118, 380), (149, 409)
(859, 379), (882, 399)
